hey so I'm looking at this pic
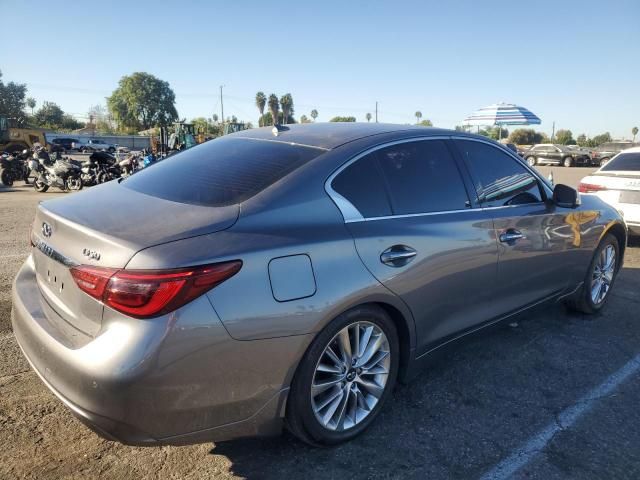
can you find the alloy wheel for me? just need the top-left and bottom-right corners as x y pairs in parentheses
(591, 244), (616, 305)
(311, 321), (390, 432)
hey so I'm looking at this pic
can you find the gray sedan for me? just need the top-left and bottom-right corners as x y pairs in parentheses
(12, 123), (626, 446)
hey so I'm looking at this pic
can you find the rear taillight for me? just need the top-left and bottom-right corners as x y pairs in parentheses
(70, 261), (241, 318)
(578, 182), (607, 193)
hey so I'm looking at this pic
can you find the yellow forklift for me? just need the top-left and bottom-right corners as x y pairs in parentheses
(0, 116), (47, 153)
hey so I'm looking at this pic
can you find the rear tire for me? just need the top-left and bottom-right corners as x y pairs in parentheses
(526, 156), (537, 167)
(565, 233), (620, 314)
(0, 168), (13, 186)
(600, 157), (610, 166)
(286, 305), (399, 446)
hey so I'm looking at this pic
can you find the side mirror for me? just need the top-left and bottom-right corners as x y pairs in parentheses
(553, 183), (580, 208)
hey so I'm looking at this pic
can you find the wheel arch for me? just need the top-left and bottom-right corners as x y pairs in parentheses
(602, 221), (627, 267)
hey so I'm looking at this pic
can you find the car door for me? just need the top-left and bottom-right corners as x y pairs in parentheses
(453, 138), (574, 313)
(329, 137), (499, 353)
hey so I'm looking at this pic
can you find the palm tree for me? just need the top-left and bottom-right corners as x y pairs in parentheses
(268, 94), (279, 126)
(26, 97), (36, 115)
(310, 109), (318, 122)
(415, 111), (422, 124)
(255, 92), (266, 120)
(366, 113), (372, 122)
(633, 126), (638, 143)
(280, 93), (293, 124)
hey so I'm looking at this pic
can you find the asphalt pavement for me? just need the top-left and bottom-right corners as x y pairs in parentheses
(1, 166), (639, 479)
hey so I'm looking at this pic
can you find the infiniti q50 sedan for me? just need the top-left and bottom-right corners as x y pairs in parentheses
(12, 123), (626, 446)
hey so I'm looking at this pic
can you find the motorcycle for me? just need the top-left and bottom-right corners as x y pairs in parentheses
(0, 150), (29, 186)
(79, 151), (121, 186)
(118, 152), (143, 177)
(31, 150), (83, 192)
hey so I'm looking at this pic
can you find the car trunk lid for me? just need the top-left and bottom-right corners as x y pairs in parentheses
(31, 181), (239, 336)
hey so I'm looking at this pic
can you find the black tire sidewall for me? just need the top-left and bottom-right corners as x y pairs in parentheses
(583, 234), (620, 312)
(289, 305), (399, 445)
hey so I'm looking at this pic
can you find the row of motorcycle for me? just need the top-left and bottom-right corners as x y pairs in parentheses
(0, 145), (158, 192)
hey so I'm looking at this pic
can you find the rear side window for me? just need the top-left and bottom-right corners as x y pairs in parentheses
(456, 140), (543, 207)
(376, 140), (469, 214)
(601, 152), (640, 171)
(123, 137), (323, 206)
(331, 153), (392, 218)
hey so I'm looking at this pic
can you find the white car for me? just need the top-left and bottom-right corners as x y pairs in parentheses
(72, 138), (115, 153)
(579, 146), (640, 235)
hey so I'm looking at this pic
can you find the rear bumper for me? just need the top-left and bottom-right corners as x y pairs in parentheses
(12, 255), (310, 445)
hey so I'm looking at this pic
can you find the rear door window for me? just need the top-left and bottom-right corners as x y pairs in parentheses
(123, 137), (324, 206)
(455, 140), (543, 207)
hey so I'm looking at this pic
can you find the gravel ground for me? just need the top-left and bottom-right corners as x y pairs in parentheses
(1, 169), (639, 479)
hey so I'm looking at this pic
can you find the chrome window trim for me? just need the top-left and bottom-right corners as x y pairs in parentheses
(324, 135), (454, 223)
(450, 135), (555, 199)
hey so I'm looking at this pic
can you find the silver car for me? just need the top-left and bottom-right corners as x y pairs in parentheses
(12, 124), (627, 446)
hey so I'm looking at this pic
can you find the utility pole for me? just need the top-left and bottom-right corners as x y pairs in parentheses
(551, 121), (555, 142)
(220, 85), (225, 125)
(375, 101), (378, 123)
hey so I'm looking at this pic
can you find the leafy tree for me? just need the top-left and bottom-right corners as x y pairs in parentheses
(418, 119), (433, 127)
(280, 93), (294, 124)
(310, 109), (318, 122)
(300, 115), (310, 123)
(60, 115), (83, 131)
(26, 97), (36, 115)
(0, 70), (27, 118)
(479, 126), (508, 140)
(554, 129), (575, 145)
(576, 133), (588, 146)
(415, 111), (422, 124)
(587, 132), (612, 147)
(34, 101), (65, 128)
(330, 116), (356, 122)
(267, 94), (279, 126)
(633, 126), (638, 143)
(255, 92), (266, 120)
(259, 111), (297, 126)
(366, 112), (372, 122)
(508, 128), (546, 145)
(212, 114), (219, 123)
(107, 72), (178, 131)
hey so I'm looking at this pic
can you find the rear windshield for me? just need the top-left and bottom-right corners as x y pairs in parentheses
(123, 137), (324, 206)
(601, 152), (640, 171)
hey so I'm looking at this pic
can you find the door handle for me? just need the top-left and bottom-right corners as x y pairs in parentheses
(380, 245), (417, 267)
(499, 229), (524, 243)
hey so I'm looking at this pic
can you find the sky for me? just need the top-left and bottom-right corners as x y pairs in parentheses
(1, 0), (638, 139)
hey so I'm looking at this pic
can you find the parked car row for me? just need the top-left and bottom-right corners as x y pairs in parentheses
(47, 137), (117, 153)
(518, 141), (640, 168)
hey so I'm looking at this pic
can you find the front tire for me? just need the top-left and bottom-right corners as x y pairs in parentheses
(287, 305), (399, 446)
(563, 156), (574, 167)
(565, 233), (620, 314)
(526, 156), (537, 167)
(33, 178), (49, 192)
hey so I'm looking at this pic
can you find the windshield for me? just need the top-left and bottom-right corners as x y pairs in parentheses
(123, 136), (324, 206)
(601, 152), (640, 172)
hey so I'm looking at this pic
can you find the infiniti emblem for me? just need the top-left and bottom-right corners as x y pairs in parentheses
(42, 222), (52, 238)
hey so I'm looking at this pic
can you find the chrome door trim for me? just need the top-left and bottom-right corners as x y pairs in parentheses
(325, 136), (452, 223)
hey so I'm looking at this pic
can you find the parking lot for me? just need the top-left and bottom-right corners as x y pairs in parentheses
(1, 165), (639, 479)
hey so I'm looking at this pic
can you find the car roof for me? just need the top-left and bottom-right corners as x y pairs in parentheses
(229, 123), (453, 150)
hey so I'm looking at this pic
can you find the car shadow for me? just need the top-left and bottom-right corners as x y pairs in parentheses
(210, 259), (640, 479)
